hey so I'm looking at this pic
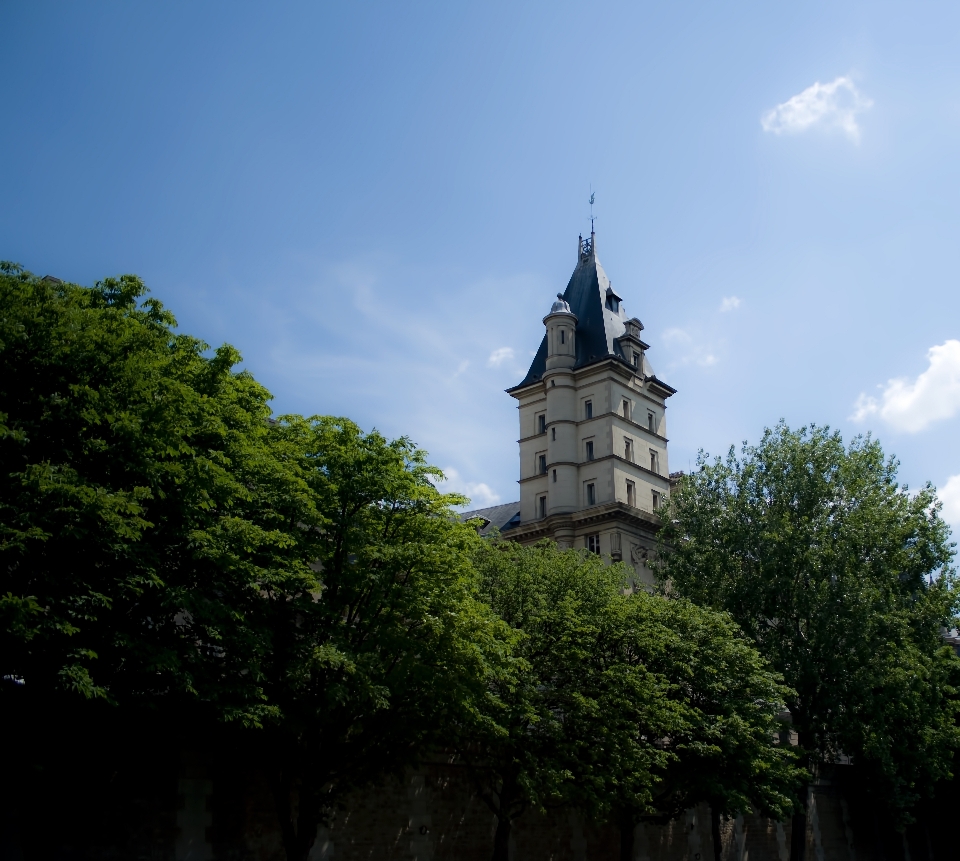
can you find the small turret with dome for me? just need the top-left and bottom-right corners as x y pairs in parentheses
(543, 293), (577, 371)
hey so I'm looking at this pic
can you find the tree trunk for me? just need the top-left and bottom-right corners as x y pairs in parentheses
(271, 767), (321, 861)
(492, 813), (512, 861)
(711, 805), (723, 861)
(789, 808), (806, 861)
(618, 808), (636, 861)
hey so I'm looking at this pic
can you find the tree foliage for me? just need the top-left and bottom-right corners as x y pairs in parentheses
(258, 416), (499, 861)
(0, 262), (311, 720)
(0, 265), (499, 861)
(657, 422), (960, 825)
(463, 538), (802, 861)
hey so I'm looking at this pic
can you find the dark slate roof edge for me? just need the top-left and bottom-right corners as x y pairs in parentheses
(460, 501), (521, 535)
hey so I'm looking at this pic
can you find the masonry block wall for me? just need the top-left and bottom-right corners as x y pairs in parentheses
(6, 748), (959, 859)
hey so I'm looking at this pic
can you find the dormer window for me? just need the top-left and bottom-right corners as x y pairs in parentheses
(605, 285), (622, 313)
(632, 351), (640, 368)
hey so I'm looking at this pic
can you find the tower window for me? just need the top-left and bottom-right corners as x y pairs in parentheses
(586, 533), (601, 554)
(622, 399), (630, 419)
(538, 453), (547, 474)
(626, 480), (635, 507)
(648, 411), (655, 432)
(652, 490), (661, 511)
(624, 438), (633, 462)
(649, 449), (658, 474)
(552, 427), (556, 440)
(585, 400), (593, 419)
(538, 414), (546, 434)
(586, 483), (596, 506)
(539, 496), (547, 518)
(586, 440), (594, 461)
(552, 469), (557, 483)
(560, 329), (565, 344)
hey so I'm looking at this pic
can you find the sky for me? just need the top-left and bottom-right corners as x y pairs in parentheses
(5, 1), (960, 532)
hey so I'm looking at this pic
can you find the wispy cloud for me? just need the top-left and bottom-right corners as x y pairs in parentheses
(487, 347), (515, 367)
(761, 76), (872, 143)
(851, 340), (960, 432)
(662, 328), (719, 368)
(432, 467), (501, 508)
(720, 296), (741, 312)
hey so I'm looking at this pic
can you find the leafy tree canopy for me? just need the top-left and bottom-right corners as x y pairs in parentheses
(259, 416), (501, 860)
(657, 422), (960, 825)
(0, 265), (501, 861)
(0, 262), (313, 722)
(463, 538), (801, 861)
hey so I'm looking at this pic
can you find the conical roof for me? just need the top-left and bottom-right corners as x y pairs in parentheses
(513, 233), (654, 388)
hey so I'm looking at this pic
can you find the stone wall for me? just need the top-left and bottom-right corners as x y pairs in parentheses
(6, 749), (957, 860)
(198, 759), (955, 861)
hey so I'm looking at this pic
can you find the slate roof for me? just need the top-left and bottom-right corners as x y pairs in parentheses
(510, 233), (660, 390)
(460, 501), (521, 536)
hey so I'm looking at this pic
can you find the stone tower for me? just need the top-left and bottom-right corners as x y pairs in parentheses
(500, 230), (676, 586)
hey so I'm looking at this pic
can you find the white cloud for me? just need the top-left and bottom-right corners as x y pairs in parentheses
(487, 347), (515, 368)
(939, 474), (960, 536)
(851, 340), (960, 432)
(720, 296), (741, 312)
(761, 76), (872, 143)
(432, 467), (501, 509)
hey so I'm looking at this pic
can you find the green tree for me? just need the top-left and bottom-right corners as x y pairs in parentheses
(607, 591), (802, 861)
(256, 416), (501, 861)
(0, 265), (499, 861)
(463, 538), (800, 861)
(657, 422), (960, 856)
(0, 263), (312, 723)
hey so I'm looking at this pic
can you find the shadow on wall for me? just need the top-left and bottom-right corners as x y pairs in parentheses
(4, 741), (956, 861)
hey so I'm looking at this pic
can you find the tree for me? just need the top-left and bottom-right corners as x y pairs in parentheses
(606, 591), (802, 861)
(463, 538), (800, 861)
(0, 265), (499, 861)
(0, 263), (313, 722)
(257, 416), (500, 861)
(657, 422), (960, 857)
(0, 264), (331, 858)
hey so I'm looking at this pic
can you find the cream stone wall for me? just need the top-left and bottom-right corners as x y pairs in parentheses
(507, 298), (673, 586)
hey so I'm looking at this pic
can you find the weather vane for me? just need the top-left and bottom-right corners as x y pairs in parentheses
(589, 189), (596, 232)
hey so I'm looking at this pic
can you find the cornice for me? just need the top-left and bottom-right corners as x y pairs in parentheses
(501, 501), (662, 541)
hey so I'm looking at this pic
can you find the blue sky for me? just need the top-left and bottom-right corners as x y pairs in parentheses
(5, 1), (960, 530)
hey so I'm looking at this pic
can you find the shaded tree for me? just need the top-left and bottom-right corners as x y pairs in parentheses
(658, 422), (960, 858)
(258, 416), (500, 861)
(462, 539), (800, 861)
(0, 263), (311, 723)
(0, 265), (500, 861)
